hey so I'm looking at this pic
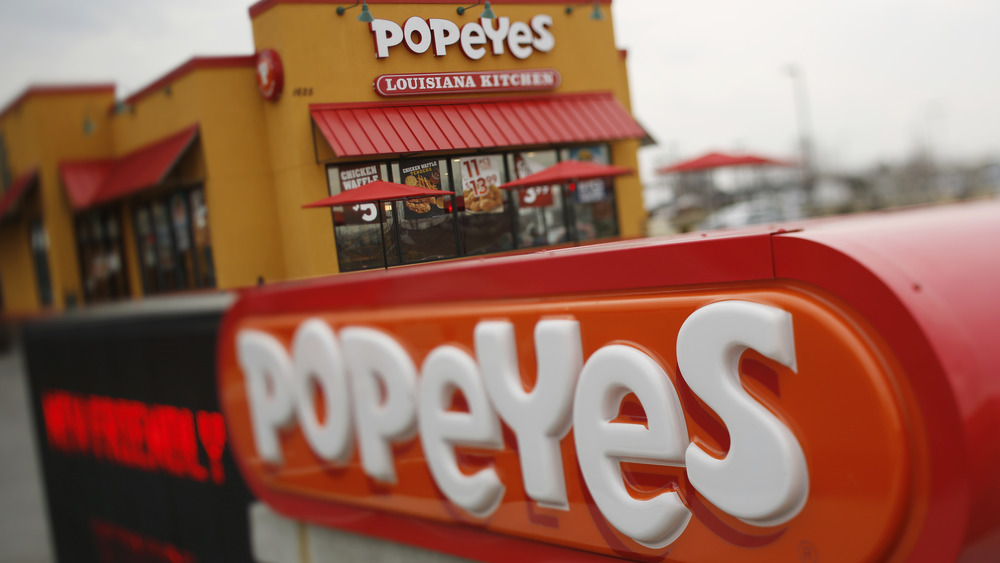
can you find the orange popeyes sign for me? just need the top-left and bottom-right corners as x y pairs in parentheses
(218, 282), (924, 561)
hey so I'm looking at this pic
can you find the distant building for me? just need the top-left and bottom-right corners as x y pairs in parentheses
(0, 1), (648, 315)
(655, 151), (800, 232)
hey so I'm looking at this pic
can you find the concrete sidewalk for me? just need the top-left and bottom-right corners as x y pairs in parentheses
(0, 337), (54, 563)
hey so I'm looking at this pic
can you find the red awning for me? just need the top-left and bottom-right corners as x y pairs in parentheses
(59, 161), (112, 210)
(658, 151), (791, 174)
(0, 168), (39, 218)
(60, 124), (199, 210)
(303, 180), (451, 208)
(498, 160), (633, 190)
(730, 154), (791, 167)
(310, 92), (647, 158)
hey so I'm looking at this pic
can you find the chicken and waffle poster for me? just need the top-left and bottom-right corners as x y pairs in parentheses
(400, 159), (448, 220)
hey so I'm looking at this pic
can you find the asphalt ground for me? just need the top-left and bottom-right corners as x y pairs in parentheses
(0, 335), (55, 563)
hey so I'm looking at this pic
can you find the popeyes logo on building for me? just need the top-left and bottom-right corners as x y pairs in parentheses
(256, 49), (283, 101)
(370, 15), (555, 60)
(218, 282), (917, 560)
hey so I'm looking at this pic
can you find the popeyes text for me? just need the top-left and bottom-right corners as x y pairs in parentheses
(235, 300), (808, 549)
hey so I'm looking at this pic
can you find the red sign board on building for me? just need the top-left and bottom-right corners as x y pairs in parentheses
(255, 49), (283, 101)
(374, 69), (561, 97)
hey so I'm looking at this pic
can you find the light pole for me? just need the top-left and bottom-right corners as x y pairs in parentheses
(786, 64), (816, 212)
(922, 99), (947, 165)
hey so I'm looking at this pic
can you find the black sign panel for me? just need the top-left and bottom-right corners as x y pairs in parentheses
(22, 297), (254, 563)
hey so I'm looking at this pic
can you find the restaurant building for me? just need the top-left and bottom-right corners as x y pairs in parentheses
(0, 0), (647, 314)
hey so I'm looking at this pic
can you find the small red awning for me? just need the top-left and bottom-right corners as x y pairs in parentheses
(658, 151), (791, 174)
(311, 92), (647, 158)
(731, 154), (791, 167)
(498, 160), (633, 190)
(59, 161), (112, 210)
(303, 180), (451, 208)
(60, 124), (199, 210)
(0, 168), (39, 218)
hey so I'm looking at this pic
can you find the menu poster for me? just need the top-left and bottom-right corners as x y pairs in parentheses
(567, 144), (610, 165)
(339, 164), (381, 224)
(568, 145), (610, 203)
(170, 193), (190, 251)
(191, 189), (211, 248)
(400, 159), (447, 220)
(513, 153), (554, 208)
(460, 155), (504, 214)
(574, 179), (607, 204)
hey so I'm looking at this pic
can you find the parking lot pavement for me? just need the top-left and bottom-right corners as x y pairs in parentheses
(0, 339), (54, 563)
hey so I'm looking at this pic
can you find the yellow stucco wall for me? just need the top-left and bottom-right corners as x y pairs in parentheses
(253, 9), (342, 281)
(196, 68), (288, 288)
(0, 102), (43, 314)
(30, 91), (116, 310)
(253, 3), (629, 104)
(0, 217), (40, 314)
(111, 65), (286, 292)
(250, 0), (646, 274)
(0, 88), (115, 313)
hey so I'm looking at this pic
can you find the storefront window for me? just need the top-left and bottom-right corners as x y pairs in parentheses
(29, 219), (53, 307)
(396, 158), (458, 264)
(170, 192), (197, 288)
(151, 200), (181, 289)
(190, 189), (215, 287)
(76, 209), (129, 303)
(507, 151), (567, 247)
(135, 206), (157, 292)
(326, 144), (620, 272)
(330, 163), (399, 271)
(563, 145), (619, 242)
(0, 134), (10, 192)
(454, 155), (512, 256)
(133, 187), (215, 295)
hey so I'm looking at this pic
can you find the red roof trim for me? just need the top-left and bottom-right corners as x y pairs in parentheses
(1, 84), (115, 122)
(0, 168), (39, 218)
(310, 92), (645, 158)
(60, 124), (200, 211)
(121, 56), (256, 108)
(250, 0), (613, 19)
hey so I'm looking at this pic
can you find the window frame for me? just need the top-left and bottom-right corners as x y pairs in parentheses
(325, 144), (620, 272)
(131, 185), (215, 296)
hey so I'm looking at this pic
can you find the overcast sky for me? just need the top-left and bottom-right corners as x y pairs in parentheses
(2, 0), (998, 180)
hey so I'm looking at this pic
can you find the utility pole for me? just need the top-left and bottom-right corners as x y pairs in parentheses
(786, 64), (816, 213)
